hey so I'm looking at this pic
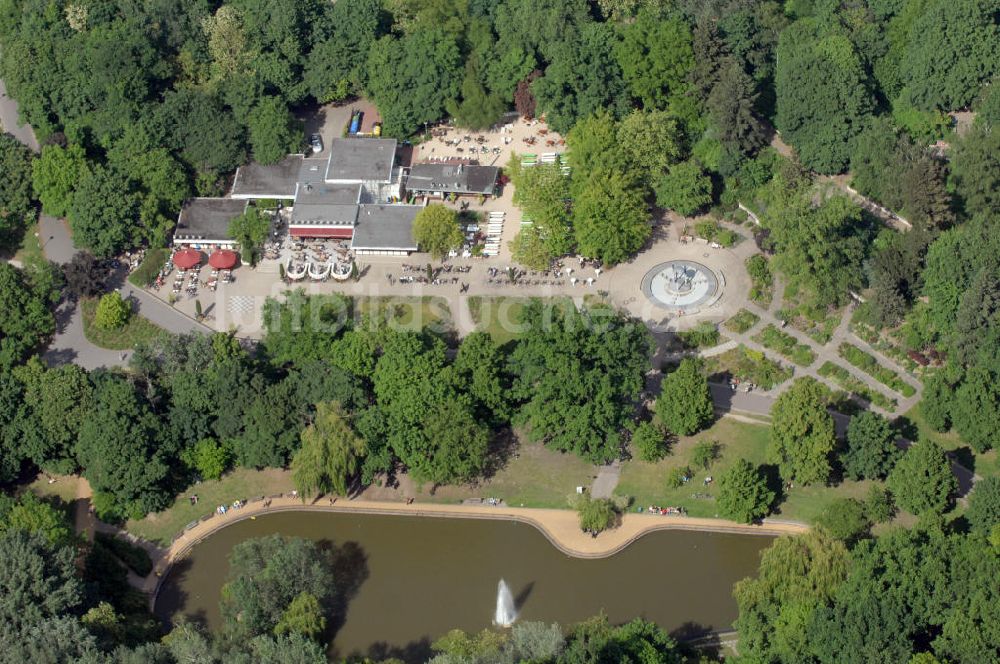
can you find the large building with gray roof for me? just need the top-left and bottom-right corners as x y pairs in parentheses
(176, 136), (435, 254)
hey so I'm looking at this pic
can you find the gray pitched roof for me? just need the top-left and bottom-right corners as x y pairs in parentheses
(406, 163), (499, 195)
(230, 154), (304, 199)
(174, 198), (249, 242)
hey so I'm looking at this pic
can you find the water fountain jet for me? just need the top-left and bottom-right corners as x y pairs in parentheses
(494, 579), (516, 627)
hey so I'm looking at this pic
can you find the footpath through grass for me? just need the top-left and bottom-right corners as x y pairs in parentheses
(80, 297), (170, 350)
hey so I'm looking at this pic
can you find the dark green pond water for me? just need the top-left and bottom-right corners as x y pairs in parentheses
(155, 512), (770, 661)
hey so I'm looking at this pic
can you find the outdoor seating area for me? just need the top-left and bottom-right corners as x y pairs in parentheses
(281, 236), (354, 282)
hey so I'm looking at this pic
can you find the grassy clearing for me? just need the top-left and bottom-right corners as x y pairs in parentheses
(467, 296), (575, 345)
(419, 438), (598, 508)
(753, 324), (816, 366)
(354, 296), (452, 333)
(817, 361), (897, 411)
(80, 297), (170, 350)
(838, 343), (917, 397)
(23, 473), (84, 505)
(615, 417), (880, 525)
(723, 309), (759, 334)
(126, 468), (293, 545)
(705, 345), (793, 390)
(13, 219), (44, 265)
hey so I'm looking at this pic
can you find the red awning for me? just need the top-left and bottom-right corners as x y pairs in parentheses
(289, 227), (354, 238)
(172, 248), (203, 269)
(208, 249), (239, 269)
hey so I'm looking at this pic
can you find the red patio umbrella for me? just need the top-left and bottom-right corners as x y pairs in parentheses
(208, 249), (238, 269)
(172, 248), (202, 270)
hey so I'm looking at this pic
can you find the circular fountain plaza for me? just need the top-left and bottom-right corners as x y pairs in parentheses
(640, 260), (720, 313)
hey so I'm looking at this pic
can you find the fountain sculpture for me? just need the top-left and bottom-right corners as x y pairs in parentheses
(494, 579), (517, 627)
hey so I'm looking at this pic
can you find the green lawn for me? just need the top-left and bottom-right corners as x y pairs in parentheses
(467, 296), (575, 345)
(80, 297), (170, 350)
(126, 468), (293, 545)
(420, 438), (599, 508)
(614, 417), (879, 525)
(13, 220), (44, 265)
(354, 296), (452, 334)
(23, 473), (84, 505)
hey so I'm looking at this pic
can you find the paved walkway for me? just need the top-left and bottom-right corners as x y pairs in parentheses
(0, 79), (40, 151)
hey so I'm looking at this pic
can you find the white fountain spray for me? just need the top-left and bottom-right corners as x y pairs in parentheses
(494, 578), (517, 627)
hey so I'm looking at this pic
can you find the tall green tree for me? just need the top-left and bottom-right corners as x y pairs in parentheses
(68, 166), (141, 257)
(654, 159), (713, 216)
(228, 206), (271, 265)
(12, 358), (92, 474)
(613, 10), (695, 111)
(291, 402), (366, 498)
(949, 126), (1000, 219)
(768, 377), (835, 484)
(734, 531), (850, 663)
(654, 357), (714, 436)
(366, 28), (463, 136)
(220, 534), (341, 641)
(573, 170), (649, 265)
(0, 263), (55, 370)
(886, 438), (957, 515)
(510, 303), (652, 463)
(413, 204), (463, 259)
(717, 458), (775, 524)
(842, 411), (900, 480)
(965, 476), (1000, 535)
(75, 376), (170, 521)
(247, 96), (301, 165)
(532, 23), (629, 134)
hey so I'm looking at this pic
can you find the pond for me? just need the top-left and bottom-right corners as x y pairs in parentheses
(155, 512), (771, 661)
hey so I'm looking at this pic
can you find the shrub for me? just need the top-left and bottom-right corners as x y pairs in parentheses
(676, 321), (720, 349)
(94, 291), (130, 330)
(666, 466), (691, 489)
(632, 421), (669, 462)
(838, 343), (916, 397)
(576, 496), (617, 533)
(691, 440), (720, 470)
(753, 324), (816, 366)
(815, 498), (870, 542)
(724, 309), (759, 334)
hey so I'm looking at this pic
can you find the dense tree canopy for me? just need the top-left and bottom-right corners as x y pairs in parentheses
(768, 377), (835, 485)
(0, 133), (34, 248)
(510, 303), (652, 463)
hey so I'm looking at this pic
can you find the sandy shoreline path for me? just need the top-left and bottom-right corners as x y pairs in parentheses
(146, 495), (808, 605)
